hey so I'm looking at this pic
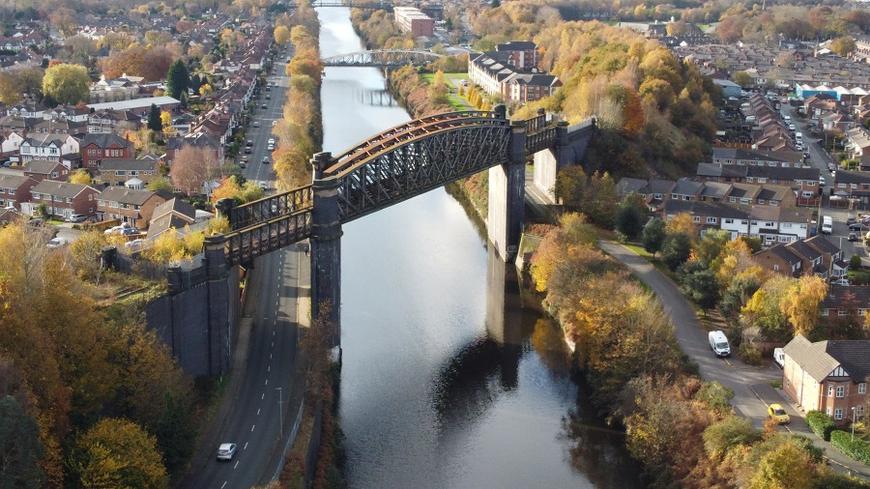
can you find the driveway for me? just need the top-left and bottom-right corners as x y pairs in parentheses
(599, 241), (869, 478)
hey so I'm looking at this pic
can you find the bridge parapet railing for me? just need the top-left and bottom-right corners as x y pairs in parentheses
(230, 185), (314, 230)
(525, 125), (557, 154)
(325, 110), (507, 176)
(224, 210), (313, 265)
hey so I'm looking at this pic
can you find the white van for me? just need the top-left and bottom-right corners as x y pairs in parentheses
(821, 215), (833, 235)
(708, 330), (731, 357)
(773, 348), (785, 368)
(795, 132), (803, 142)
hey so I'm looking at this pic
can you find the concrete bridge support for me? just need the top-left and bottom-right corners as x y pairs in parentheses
(488, 117), (527, 262)
(310, 152), (343, 347)
(531, 119), (571, 204)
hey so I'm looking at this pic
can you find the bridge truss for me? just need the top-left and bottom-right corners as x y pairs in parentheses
(320, 50), (444, 67)
(223, 110), (561, 265)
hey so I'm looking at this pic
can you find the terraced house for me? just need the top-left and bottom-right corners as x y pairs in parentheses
(96, 187), (169, 227)
(22, 180), (99, 220)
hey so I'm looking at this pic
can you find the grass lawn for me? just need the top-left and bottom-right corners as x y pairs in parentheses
(622, 242), (678, 279)
(422, 72), (474, 110)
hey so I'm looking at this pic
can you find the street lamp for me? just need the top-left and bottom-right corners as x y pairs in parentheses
(276, 387), (284, 438)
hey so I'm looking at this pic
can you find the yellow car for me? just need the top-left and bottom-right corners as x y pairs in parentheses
(768, 404), (790, 424)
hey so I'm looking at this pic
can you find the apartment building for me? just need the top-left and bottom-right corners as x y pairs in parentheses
(393, 7), (434, 37)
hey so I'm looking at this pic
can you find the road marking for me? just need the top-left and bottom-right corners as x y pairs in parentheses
(268, 365), (271, 372)
(251, 424), (256, 432)
(257, 408), (261, 416)
(271, 340), (274, 348)
(220, 481), (227, 489)
(265, 378), (269, 386)
(234, 460), (240, 470)
(261, 392), (265, 400)
(723, 358), (733, 367)
(273, 330), (276, 336)
(270, 353), (272, 359)
(244, 441), (249, 450)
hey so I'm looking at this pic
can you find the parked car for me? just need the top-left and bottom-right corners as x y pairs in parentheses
(66, 213), (87, 223)
(216, 443), (237, 461)
(46, 237), (69, 248)
(848, 222), (867, 232)
(848, 232), (859, 242)
(262, 156), (270, 164)
(767, 404), (790, 424)
(261, 104), (268, 110)
(773, 348), (785, 368)
(253, 120), (260, 127)
(708, 330), (731, 357)
(124, 239), (146, 251)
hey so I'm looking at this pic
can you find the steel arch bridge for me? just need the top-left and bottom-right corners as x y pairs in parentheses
(321, 50), (444, 68)
(287, 0), (392, 8)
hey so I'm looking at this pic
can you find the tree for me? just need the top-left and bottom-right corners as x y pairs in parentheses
(665, 212), (697, 239)
(198, 84), (213, 97)
(747, 438), (817, 489)
(661, 233), (692, 270)
(69, 169), (92, 185)
(779, 275), (828, 336)
(680, 263), (720, 313)
(71, 418), (169, 489)
(0, 396), (45, 489)
(160, 111), (173, 137)
(0, 73), (21, 104)
(147, 104), (162, 132)
(147, 177), (174, 193)
(274, 25), (291, 45)
(170, 146), (220, 196)
(830, 36), (857, 57)
(165, 60), (190, 100)
(42, 63), (90, 105)
(732, 71), (753, 88)
(703, 415), (761, 459)
(615, 194), (646, 240)
(642, 218), (666, 255)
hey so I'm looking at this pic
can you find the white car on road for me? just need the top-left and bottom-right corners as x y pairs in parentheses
(216, 443), (237, 461)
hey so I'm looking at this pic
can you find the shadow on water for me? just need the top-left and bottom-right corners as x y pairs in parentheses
(429, 239), (645, 488)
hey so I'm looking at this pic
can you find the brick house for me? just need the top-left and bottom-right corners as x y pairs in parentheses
(146, 197), (197, 239)
(0, 174), (37, 209)
(80, 133), (133, 170)
(97, 158), (160, 186)
(820, 286), (870, 319)
(783, 334), (870, 423)
(23, 160), (70, 182)
(96, 186), (169, 227)
(23, 180), (99, 219)
(753, 243), (805, 276)
(833, 170), (870, 209)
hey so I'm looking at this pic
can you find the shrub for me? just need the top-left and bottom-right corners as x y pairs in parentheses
(702, 415), (761, 458)
(806, 411), (836, 441)
(830, 430), (870, 464)
(813, 473), (870, 489)
(738, 342), (762, 365)
(695, 381), (734, 414)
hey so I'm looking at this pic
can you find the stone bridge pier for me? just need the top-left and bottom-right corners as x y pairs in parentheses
(487, 106), (526, 261)
(310, 151), (342, 347)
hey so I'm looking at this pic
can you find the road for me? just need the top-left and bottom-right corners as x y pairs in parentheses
(600, 241), (870, 478)
(780, 104), (867, 262)
(182, 47), (311, 489)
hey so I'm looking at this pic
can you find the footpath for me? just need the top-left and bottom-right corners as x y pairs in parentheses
(599, 240), (869, 479)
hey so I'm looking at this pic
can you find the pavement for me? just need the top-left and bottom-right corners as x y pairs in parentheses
(181, 46), (314, 489)
(599, 240), (869, 479)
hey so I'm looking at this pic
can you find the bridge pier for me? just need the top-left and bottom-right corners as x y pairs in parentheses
(487, 116), (526, 262)
(310, 152), (342, 347)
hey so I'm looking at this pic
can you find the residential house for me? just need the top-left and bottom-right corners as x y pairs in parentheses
(697, 163), (820, 206)
(844, 127), (870, 166)
(502, 73), (562, 104)
(805, 234), (848, 280)
(754, 235), (845, 279)
(0, 131), (24, 162)
(89, 74), (143, 103)
(80, 133), (133, 170)
(712, 147), (804, 167)
(96, 186), (169, 227)
(753, 243), (805, 276)
(22, 180), (99, 219)
(23, 160), (70, 182)
(468, 42), (561, 104)
(783, 334), (870, 423)
(662, 199), (811, 244)
(86, 96), (181, 117)
(0, 174), (37, 209)
(87, 109), (140, 135)
(833, 170), (870, 208)
(164, 133), (223, 166)
(821, 286), (870, 319)
(19, 133), (79, 164)
(97, 159), (161, 186)
(147, 197), (197, 239)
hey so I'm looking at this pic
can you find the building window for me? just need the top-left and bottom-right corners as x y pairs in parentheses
(827, 406), (833, 416)
(838, 310), (848, 316)
(822, 309), (829, 316)
(836, 386), (845, 398)
(834, 408), (843, 420)
(828, 385), (835, 397)
(692, 216), (701, 223)
(859, 383), (866, 394)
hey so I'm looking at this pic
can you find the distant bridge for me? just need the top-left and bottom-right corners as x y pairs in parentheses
(321, 49), (444, 67)
(284, 0), (393, 9)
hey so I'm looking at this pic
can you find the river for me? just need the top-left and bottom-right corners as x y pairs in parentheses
(317, 7), (643, 489)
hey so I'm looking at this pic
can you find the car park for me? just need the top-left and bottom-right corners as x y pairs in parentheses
(216, 443), (237, 461)
(767, 404), (790, 424)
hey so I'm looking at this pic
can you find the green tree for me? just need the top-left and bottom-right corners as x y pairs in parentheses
(165, 60), (190, 100)
(42, 63), (90, 105)
(71, 418), (169, 489)
(661, 233), (691, 270)
(147, 177), (174, 193)
(680, 262), (720, 313)
(732, 71), (753, 88)
(147, 104), (162, 132)
(0, 396), (45, 489)
(830, 36), (857, 57)
(555, 165), (587, 209)
(702, 415), (761, 459)
(642, 218), (666, 255)
(615, 194), (647, 240)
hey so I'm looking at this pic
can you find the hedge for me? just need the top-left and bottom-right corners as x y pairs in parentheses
(806, 410), (836, 440)
(830, 430), (870, 464)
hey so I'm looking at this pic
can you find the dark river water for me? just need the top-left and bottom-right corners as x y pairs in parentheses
(317, 7), (643, 488)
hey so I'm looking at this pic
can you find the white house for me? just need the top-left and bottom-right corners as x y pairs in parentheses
(19, 134), (79, 163)
(0, 132), (25, 160)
